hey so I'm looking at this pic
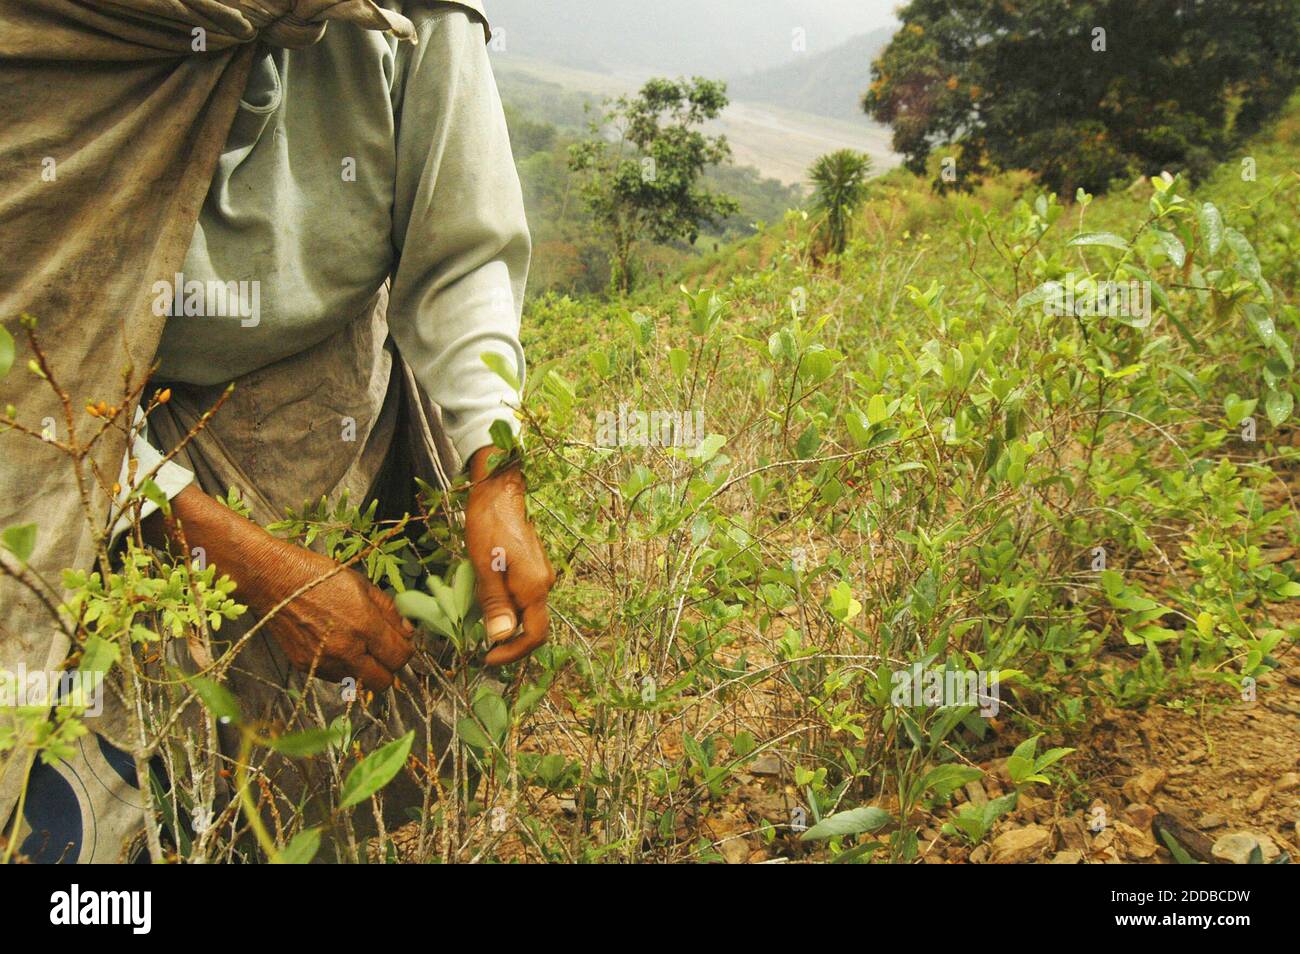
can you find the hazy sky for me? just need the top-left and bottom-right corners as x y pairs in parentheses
(484, 0), (901, 76)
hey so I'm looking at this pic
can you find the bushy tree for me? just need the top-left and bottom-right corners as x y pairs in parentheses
(809, 149), (872, 257)
(864, 0), (1300, 195)
(569, 77), (739, 294)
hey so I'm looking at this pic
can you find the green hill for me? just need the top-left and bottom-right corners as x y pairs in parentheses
(727, 27), (895, 121)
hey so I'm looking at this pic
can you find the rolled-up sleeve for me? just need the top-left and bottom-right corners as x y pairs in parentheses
(110, 407), (195, 544)
(387, 8), (530, 466)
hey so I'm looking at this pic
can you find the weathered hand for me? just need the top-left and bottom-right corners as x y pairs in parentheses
(151, 485), (415, 691)
(465, 446), (555, 666)
(239, 534), (416, 691)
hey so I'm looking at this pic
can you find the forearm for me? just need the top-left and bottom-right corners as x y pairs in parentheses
(142, 485), (285, 612)
(144, 485), (416, 690)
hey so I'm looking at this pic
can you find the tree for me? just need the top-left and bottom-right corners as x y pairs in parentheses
(569, 77), (739, 294)
(863, 0), (1300, 195)
(808, 149), (872, 258)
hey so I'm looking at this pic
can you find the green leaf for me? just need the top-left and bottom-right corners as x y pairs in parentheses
(395, 589), (457, 641)
(1034, 746), (1075, 773)
(921, 764), (983, 800)
(799, 346), (836, 384)
(1264, 388), (1293, 427)
(795, 423), (820, 457)
(1198, 202), (1223, 257)
(868, 426), (899, 448)
(1224, 228), (1261, 282)
(829, 842), (882, 863)
(586, 349), (610, 378)
(0, 325), (13, 380)
(1068, 232), (1128, 250)
(459, 688), (511, 751)
(457, 717), (493, 750)
(620, 310), (655, 348)
(1123, 262), (1196, 348)
(189, 676), (241, 725)
(451, 560), (476, 620)
(473, 689), (510, 742)
(1152, 228), (1185, 268)
(269, 727), (340, 757)
(1015, 281), (1061, 313)
(827, 579), (862, 623)
(1224, 394), (1257, 427)
(800, 805), (891, 841)
(768, 329), (796, 362)
(2, 523), (37, 564)
(695, 433), (726, 461)
(515, 683), (548, 714)
(427, 575), (462, 625)
(1006, 755), (1034, 784)
(488, 419), (516, 452)
(275, 828), (321, 865)
(866, 393), (889, 425)
(731, 731), (756, 758)
(338, 730), (415, 810)
(134, 478), (171, 516)
(844, 409), (871, 448)
(1246, 303), (1293, 371)
(536, 753), (567, 785)
(1010, 734), (1040, 762)
(78, 635), (120, 675)
(480, 352), (521, 392)
(668, 347), (689, 381)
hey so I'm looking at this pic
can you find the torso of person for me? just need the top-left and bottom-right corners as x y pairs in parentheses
(154, 24), (402, 385)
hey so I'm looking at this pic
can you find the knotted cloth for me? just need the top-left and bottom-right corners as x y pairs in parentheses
(0, 0), (485, 832)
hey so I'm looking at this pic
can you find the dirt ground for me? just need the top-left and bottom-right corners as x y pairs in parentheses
(693, 665), (1300, 865)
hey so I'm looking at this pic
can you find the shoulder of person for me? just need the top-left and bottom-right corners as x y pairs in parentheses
(383, 1), (491, 40)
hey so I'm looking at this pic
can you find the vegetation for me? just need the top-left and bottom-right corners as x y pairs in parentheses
(502, 73), (807, 297)
(3, 72), (1299, 862)
(567, 78), (740, 294)
(809, 149), (872, 257)
(864, 0), (1300, 195)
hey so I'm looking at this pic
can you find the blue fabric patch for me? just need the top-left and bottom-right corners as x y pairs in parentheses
(20, 761), (82, 864)
(97, 734), (139, 789)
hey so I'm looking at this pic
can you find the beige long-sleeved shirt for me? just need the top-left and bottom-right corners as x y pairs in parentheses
(118, 3), (529, 524)
(154, 1), (528, 463)
(115, 1), (527, 530)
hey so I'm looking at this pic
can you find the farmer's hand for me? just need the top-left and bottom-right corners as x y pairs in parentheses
(147, 485), (415, 691)
(465, 446), (555, 666)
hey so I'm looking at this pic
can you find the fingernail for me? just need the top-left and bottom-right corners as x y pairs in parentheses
(486, 613), (515, 641)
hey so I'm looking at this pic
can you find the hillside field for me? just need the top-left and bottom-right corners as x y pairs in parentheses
(489, 97), (1300, 863)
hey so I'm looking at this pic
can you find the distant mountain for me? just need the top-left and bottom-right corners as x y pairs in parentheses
(482, 0), (896, 77)
(727, 26), (895, 121)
